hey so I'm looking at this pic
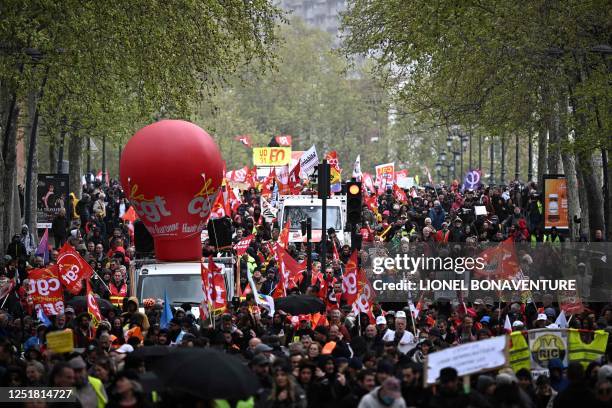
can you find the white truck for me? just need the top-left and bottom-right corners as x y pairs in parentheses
(130, 257), (236, 318)
(277, 195), (350, 245)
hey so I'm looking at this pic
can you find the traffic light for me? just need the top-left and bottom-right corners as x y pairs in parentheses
(346, 181), (362, 224)
(317, 162), (331, 199)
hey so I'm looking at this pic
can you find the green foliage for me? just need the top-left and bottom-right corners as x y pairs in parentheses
(194, 19), (394, 173)
(0, 0), (282, 147)
(341, 0), (611, 158)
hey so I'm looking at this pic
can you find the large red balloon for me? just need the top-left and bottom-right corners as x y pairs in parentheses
(120, 120), (223, 261)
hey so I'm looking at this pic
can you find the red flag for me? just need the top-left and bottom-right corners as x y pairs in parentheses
(234, 135), (253, 148)
(474, 238), (521, 279)
(274, 244), (305, 289)
(364, 194), (378, 214)
(332, 241), (340, 261)
(27, 265), (64, 316)
(272, 259), (287, 299)
(393, 184), (408, 203)
(275, 135), (292, 146)
(260, 169), (276, 197)
(201, 257), (227, 313)
(279, 218), (291, 248)
(57, 243), (94, 295)
(351, 264), (375, 323)
(210, 187), (231, 220)
(341, 251), (359, 305)
(121, 206), (138, 223)
(86, 280), (102, 327)
(234, 235), (254, 256)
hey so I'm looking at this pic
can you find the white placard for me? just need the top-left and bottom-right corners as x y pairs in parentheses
(300, 145), (319, 176)
(474, 206), (488, 216)
(425, 335), (508, 384)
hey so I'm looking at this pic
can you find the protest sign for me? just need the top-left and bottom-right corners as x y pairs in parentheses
(253, 147), (291, 166)
(425, 335), (508, 384)
(46, 329), (74, 354)
(528, 329), (568, 370)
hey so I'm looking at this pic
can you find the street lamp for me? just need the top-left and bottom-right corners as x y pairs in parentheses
(446, 135), (453, 148)
(440, 151), (447, 162)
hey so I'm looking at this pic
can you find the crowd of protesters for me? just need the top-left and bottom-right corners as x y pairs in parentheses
(0, 176), (611, 407)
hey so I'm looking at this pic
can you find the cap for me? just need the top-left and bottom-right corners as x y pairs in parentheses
(512, 320), (524, 327)
(536, 313), (548, 321)
(480, 316), (491, 324)
(473, 299), (484, 305)
(68, 356), (87, 370)
(254, 343), (273, 354)
(115, 344), (134, 354)
(64, 306), (75, 314)
(395, 311), (407, 319)
(544, 308), (556, 319)
(376, 316), (387, 325)
(381, 377), (401, 399)
(251, 354), (270, 366)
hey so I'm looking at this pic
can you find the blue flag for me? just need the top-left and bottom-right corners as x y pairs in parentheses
(160, 289), (173, 329)
(37, 308), (52, 327)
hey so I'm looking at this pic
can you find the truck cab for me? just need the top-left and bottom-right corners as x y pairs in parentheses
(130, 257), (235, 318)
(277, 195), (350, 245)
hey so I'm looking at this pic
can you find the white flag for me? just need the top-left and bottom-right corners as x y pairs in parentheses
(352, 155), (362, 180)
(300, 145), (319, 176)
(504, 315), (512, 332)
(555, 310), (568, 328)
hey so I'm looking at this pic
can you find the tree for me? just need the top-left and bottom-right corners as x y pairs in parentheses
(0, 0), (282, 252)
(342, 0), (611, 239)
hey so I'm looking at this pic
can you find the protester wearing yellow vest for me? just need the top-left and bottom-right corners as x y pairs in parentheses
(568, 329), (609, 368)
(509, 331), (531, 372)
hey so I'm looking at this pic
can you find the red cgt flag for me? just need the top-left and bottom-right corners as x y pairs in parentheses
(57, 243), (94, 295)
(234, 235), (254, 256)
(474, 238), (521, 279)
(275, 135), (292, 146)
(86, 279), (102, 327)
(342, 251), (359, 305)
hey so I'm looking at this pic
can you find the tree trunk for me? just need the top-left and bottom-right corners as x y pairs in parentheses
(49, 141), (57, 173)
(26, 89), (38, 236)
(560, 147), (579, 239)
(537, 122), (547, 189)
(0, 96), (20, 253)
(607, 152), (612, 241)
(576, 166), (590, 237)
(68, 133), (83, 199)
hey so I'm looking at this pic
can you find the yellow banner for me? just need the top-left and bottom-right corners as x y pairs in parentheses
(47, 329), (74, 354)
(253, 147), (291, 166)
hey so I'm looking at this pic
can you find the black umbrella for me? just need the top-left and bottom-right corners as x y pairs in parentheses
(274, 294), (326, 315)
(66, 296), (113, 314)
(132, 345), (176, 360)
(152, 348), (260, 400)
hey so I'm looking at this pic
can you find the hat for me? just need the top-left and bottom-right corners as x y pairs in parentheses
(254, 343), (273, 354)
(454, 217), (462, 223)
(512, 320), (524, 328)
(251, 354), (270, 366)
(376, 316), (387, 325)
(395, 311), (407, 319)
(68, 356), (87, 370)
(348, 357), (363, 370)
(473, 299), (484, 305)
(536, 313), (548, 321)
(115, 344), (134, 354)
(439, 367), (458, 383)
(480, 316), (491, 324)
(64, 306), (75, 314)
(381, 377), (402, 399)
